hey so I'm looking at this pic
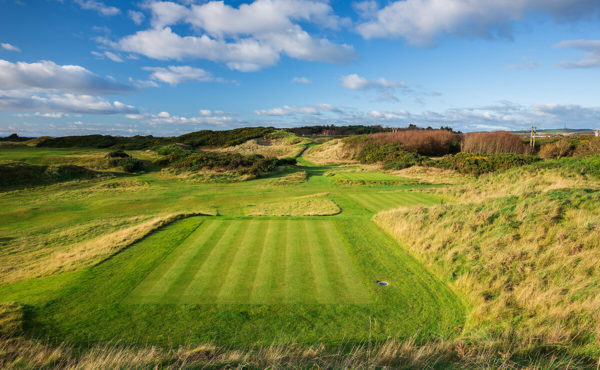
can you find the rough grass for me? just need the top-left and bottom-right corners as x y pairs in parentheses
(374, 159), (600, 357)
(303, 139), (362, 164)
(391, 165), (467, 185)
(246, 196), (340, 216)
(214, 130), (309, 158)
(2, 336), (596, 369)
(333, 171), (414, 185)
(271, 170), (307, 185)
(0, 212), (212, 284)
(0, 303), (24, 337)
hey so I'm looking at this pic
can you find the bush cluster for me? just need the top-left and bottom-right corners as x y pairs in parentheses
(356, 143), (429, 169)
(159, 149), (294, 177)
(367, 130), (460, 156)
(435, 153), (540, 175)
(538, 138), (574, 159)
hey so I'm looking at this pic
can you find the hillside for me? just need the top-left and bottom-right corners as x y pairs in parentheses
(374, 158), (600, 359)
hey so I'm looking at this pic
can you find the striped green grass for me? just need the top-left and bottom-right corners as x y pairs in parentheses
(127, 219), (370, 304)
(347, 191), (441, 213)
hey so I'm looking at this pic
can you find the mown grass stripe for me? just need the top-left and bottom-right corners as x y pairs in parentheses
(347, 194), (377, 212)
(296, 220), (318, 303)
(136, 220), (222, 302)
(283, 220), (298, 302)
(249, 220), (279, 303)
(214, 220), (258, 303)
(177, 221), (243, 303)
(320, 220), (370, 303)
(160, 220), (233, 301)
(270, 220), (287, 303)
(231, 220), (270, 303)
(197, 220), (250, 303)
(304, 220), (335, 303)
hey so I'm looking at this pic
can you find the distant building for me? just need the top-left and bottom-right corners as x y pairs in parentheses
(595, 130), (599, 137)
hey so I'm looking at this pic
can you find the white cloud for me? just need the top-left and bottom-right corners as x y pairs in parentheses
(292, 76), (311, 84)
(555, 39), (600, 68)
(128, 10), (145, 25)
(91, 50), (124, 62)
(251, 100), (600, 131)
(505, 57), (539, 70)
(74, 0), (119, 16)
(340, 73), (407, 102)
(144, 65), (214, 85)
(126, 110), (239, 127)
(356, 0), (600, 44)
(1, 43), (21, 52)
(254, 103), (341, 116)
(0, 59), (132, 94)
(114, 0), (356, 71)
(0, 90), (137, 114)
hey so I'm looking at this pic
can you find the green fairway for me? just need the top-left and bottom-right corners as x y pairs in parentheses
(0, 146), (465, 347)
(346, 191), (442, 212)
(128, 219), (370, 304)
(333, 171), (410, 184)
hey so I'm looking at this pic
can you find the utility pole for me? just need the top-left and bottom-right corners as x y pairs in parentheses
(530, 125), (537, 148)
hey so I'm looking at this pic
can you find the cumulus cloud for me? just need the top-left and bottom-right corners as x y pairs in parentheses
(0, 59), (137, 115)
(0, 90), (137, 114)
(555, 39), (600, 68)
(115, 0), (356, 71)
(0, 59), (133, 94)
(91, 50), (124, 62)
(1, 43), (21, 52)
(144, 65), (214, 85)
(356, 0), (600, 44)
(254, 104), (340, 116)
(74, 0), (120, 16)
(252, 100), (600, 131)
(340, 73), (407, 102)
(128, 10), (145, 25)
(126, 109), (239, 127)
(292, 76), (311, 84)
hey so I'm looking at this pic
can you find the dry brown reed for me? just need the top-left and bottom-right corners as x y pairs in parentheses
(461, 131), (529, 154)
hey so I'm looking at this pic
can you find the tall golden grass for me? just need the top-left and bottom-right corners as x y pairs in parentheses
(1, 335), (595, 369)
(373, 164), (600, 358)
(461, 131), (529, 154)
(0, 212), (211, 284)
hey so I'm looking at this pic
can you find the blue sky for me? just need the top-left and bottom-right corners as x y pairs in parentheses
(0, 0), (599, 136)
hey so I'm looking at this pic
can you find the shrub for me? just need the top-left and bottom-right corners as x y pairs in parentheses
(538, 138), (575, 159)
(106, 150), (130, 158)
(159, 150), (289, 178)
(573, 137), (600, 158)
(461, 131), (529, 154)
(367, 130), (460, 156)
(0, 162), (101, 189)
(436, 153), (540, 176)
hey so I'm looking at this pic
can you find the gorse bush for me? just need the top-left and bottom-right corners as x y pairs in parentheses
(159, 149), (293, 177)
(461, 131), (529, 154)
(355, 142), (429, 169)
(0, 162), (102, 189)
(367, 130), (460, 156)
(177, 127), (274, 148)
(436, 153), (540, 176)
(538, 138), (574, 159)
(573, 136), (600, 158)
